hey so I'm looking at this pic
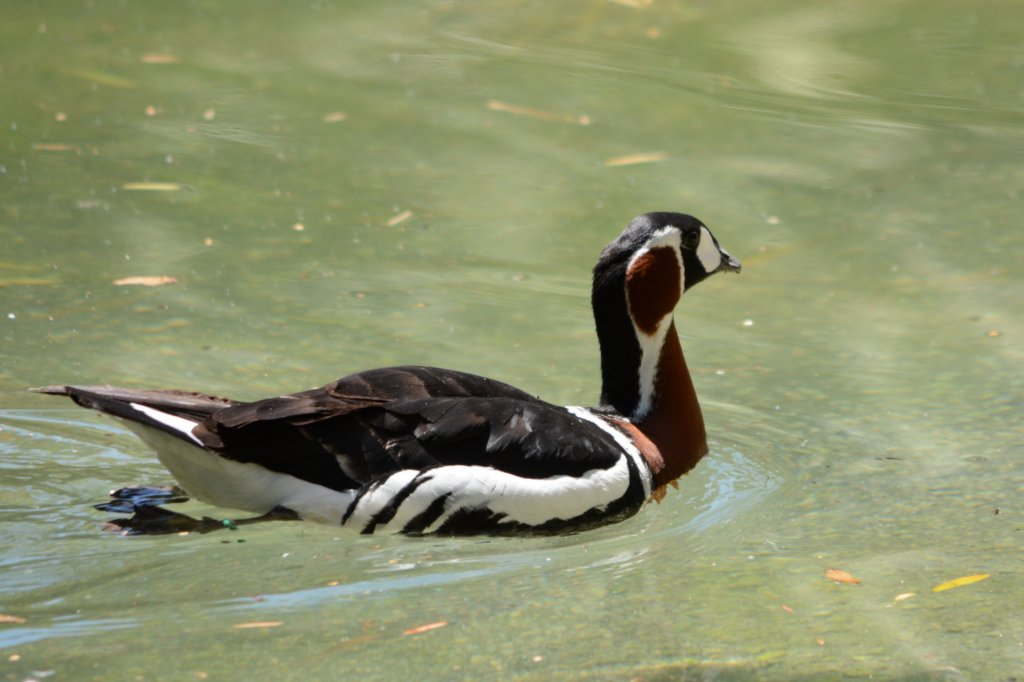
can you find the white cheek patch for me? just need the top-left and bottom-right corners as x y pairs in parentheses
(696, 226), (722, 274)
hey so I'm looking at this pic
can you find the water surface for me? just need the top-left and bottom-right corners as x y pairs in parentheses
(2, 1), (1022, 680)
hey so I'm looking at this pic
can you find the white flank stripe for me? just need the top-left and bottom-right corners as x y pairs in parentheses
(393, 460), (630, 532)
(129, 402), (203, 444)
(345, 469), (420, 525)
(342, 408), (653, 533)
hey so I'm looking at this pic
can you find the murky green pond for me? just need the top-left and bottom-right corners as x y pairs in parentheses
(2, 1), (1022, 679)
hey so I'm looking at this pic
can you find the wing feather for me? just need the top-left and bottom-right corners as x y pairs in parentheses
(202, 367), (624, 488)
(47, 367), (626, 493)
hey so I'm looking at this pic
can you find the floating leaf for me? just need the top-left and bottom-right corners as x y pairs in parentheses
(0, 277), (58, 287)
(0, 262), (46, 272)
(32, 143), (81, 153)
(604, 151), (669, 167)
(70, 68), (136, 88)
(485, 100), (590, 125)
(386, 210), (413, 227)
(141, 53), (180, 64)
(113, 276), (177, 287)
(232, 621), (283, 629)
(932, 574), (989, 592)
(893, 592), (916, 603)
(122, 182), (184, 191)
(825, 568), (861, 585)
(402, 621), (448, 636)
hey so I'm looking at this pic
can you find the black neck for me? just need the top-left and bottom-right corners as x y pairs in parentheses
(591, 264), (644, 418)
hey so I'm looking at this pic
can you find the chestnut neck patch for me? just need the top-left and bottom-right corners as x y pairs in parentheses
(625, 246), (682, 336)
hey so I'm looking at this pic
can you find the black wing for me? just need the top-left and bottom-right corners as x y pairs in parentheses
(200, 366), (623, 489)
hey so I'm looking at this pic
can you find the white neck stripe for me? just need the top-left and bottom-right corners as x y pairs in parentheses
(624, 227), (684, 420)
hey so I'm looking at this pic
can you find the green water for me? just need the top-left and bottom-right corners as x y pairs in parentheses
(2, 1), (1023, 679)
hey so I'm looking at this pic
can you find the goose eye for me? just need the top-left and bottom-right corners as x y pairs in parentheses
(681, 228), (700, 249)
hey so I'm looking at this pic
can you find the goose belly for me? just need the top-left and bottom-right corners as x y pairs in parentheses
(120, 422), (356, 524)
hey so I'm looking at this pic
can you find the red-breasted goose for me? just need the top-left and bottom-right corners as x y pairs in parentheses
(35, 212), (740, 535)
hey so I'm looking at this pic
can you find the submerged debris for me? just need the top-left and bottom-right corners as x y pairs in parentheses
(825, 568), (861, 585)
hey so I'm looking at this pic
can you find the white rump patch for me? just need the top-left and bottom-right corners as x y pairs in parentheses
(129, 402), (202, 445)
(119, 421), (356, 521)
